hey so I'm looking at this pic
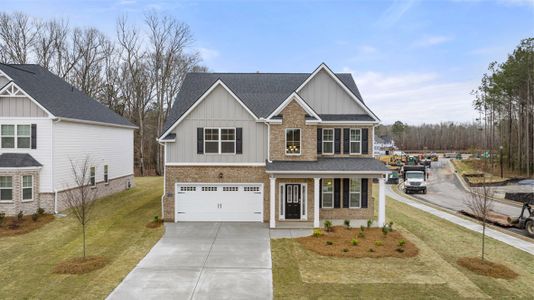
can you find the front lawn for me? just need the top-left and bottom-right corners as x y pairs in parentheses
(272, 194), (534, 299)
(0, 176), (164, 299)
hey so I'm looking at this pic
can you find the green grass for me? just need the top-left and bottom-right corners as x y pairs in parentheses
(272, 193), (534, 299)
(0, 177), (164, 300)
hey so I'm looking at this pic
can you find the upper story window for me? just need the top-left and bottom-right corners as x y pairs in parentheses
(285, 128), (301, 155)
(0, 176), (13, 201)
(322, 178), (334, 208)
(322, 129), (334, 154)
(350, 128), (362, 154)
(1, 124), (31, 149)
(204, 128), (235, 154)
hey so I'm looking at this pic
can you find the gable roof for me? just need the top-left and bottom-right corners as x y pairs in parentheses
(162, 70), (369, 134)
(0, 64), (135, 128)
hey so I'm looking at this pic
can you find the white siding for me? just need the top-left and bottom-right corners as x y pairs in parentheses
(166, 85), (268, 163)
(0, 118), (54, 192)
(53, 121), (134, 190)
(299, 69), (366, 114)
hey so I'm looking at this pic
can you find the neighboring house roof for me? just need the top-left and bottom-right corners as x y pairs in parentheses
(0, 153), (42, 168)
(380, 135), (394, 144)
(265, 157), (389, 173)
(374, 135), (385, 144)
(0, 64), (135, 128)
(163, 71), (367, 133)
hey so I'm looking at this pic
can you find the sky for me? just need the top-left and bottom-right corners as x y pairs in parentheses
(3, 0), (534, 124)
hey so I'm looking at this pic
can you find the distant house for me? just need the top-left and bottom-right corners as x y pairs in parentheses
(374, 135), (396, 156)
(0, 64), (136, 216)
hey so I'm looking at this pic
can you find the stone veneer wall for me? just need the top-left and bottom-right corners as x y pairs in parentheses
(0, 169), (40, 216)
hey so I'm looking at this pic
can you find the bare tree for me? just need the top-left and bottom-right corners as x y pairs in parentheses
(63, 156), (97, 258)
(465, 180), (495, 260)
(0, 12), (38, 63)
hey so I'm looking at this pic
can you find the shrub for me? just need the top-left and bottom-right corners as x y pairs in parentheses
(368, 248), (375, 252)
(0, 212), (5, 226)
(326, 241), (333, 246)
(351, 238), (359, 246)
(37, 207), (45, 215)
(17, 211), (24, 222)
(358, 231), (365, 238)
(154, 215), (160, 222)
(8, 220), (20, 230)
(342, 248), (349, 253)
(396, 247), (405, 253)
(388, 221), (394, 231)
(382, 226), (389, 237)
(360, 225), (365, 232)
(312, 229), (323, 237)
(399, 239), (406, 247)
(367, 219), (373, 228)
(344, 219), (351, 229)
(324, 220), (333, 232)
(31, 213), (39, 222)
(375, 240), (383, 247)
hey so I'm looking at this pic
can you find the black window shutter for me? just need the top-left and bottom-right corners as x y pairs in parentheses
(31, 124), (37, 149)
(316, 128), (322, 154)
(343, 128), (350, 154)
(334, 128), (341, 154)
(236, 128), (243, 154)
(197, 128), (204, 154)
(343, 178), (349, 208)
(319, 179), (322, 208)
(361, 178), (369, 208)
(334, 178), (341, 208)
(362, 128), (369, 154)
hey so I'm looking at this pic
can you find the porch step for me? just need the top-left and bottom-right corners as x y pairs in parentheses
(275, 221), (314, 229)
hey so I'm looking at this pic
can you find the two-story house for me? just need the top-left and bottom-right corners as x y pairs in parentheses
(0, 64), (136, 216)
(159, 63), (389, 228)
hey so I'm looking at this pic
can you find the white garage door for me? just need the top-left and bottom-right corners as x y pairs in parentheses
(175, 183), (263, 222)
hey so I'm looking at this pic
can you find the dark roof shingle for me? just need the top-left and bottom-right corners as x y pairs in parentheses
(0, 153), (42, 168)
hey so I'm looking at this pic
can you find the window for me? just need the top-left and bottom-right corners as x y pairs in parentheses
(17, 125), (31, 148)
(90, 167), (96, 187)
(104, 165), (109, 184)
(0, 176), (13, 201)
(285, 128), (301, 155)
(204, 128), (235, 154)
(22, 175), (33, 201)
(350, 128), (362, 154)
(322, 129), (334, 154)
(349, 179), (361, 208)
(322, 179), (333, 208)
(1, 125), (15, 148)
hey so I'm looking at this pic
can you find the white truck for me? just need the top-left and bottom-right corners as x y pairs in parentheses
(402, 165), (428, 194)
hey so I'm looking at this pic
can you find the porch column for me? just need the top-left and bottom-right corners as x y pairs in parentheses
(270, 177), (276, 228)
(313, 177), (320, 228)
(378, 176), (386, 227)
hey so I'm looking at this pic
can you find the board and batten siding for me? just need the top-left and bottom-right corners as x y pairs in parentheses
(166, 85), (268, 163)
(0, 96), (48, 118)
(53, 120), (134, 190)
(299, 69), (366, 115)
(0, 118), (54, 192)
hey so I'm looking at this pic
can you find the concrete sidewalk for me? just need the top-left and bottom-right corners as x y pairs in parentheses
(386, 185), (534, 256)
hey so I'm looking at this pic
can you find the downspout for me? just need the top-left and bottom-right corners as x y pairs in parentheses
(54, 189), (58, 214)
(52, 118), (60, 214)
(158, 139), (166, 220)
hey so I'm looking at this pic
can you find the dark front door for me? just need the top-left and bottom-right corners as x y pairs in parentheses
(285, 184), (301, 219)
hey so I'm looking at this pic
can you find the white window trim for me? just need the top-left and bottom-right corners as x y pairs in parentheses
(285, 128), (301, 156)
(21, 175), (33, 202)
(204, 127), (236, 155)
(348, 178), (362, 208)
(90, 166), (96, 187)
(321, 178), (334, 209)
(322, 128), (334, 155)
(349, 128), (362, 155)
(0, 176), (13, 202)
(104, 165), (109, 184)
(0, 124), (31, 149)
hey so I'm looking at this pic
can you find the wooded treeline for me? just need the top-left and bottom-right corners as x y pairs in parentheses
(0, 11), (206, 175)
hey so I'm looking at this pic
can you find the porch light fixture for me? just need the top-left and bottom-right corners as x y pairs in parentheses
(218, 172), (224, 179)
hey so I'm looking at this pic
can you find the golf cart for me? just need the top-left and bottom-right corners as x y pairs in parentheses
(509, 199), (534, 237)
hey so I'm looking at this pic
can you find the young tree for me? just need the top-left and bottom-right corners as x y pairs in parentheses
(465, 180), (495, 260)
(63, 156), (97, 258)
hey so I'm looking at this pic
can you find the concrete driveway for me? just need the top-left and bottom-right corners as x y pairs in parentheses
(107, 222), (272, 300)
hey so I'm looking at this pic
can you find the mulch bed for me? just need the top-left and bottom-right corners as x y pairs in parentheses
(457, 257), (518, 279)
(53, 256), (108, 274)
(0, 214), (54, 237)
(145, 219), (163, 228)
(296, 226), (419, 258)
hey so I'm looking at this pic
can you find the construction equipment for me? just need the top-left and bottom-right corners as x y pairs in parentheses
(509, 199), (534, 237)
(402, 165), (428, 194)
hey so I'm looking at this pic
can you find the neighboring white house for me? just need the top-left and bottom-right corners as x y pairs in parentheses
(0, 64), (136, 216)
(374, 135), (396, 156)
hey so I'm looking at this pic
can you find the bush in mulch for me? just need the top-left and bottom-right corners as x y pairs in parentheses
(457, 257), (518, 279)
(145, 216), (164, 228)
(0, 214), (54, 237)
(53, 256), (108, 274)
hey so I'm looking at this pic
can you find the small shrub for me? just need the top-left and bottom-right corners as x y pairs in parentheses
(358, 231), (365, 238)
(367, 219), (373, 228)
(375, 240), (383, 247)
(153, 215), (160, 223)
(0, 212), (5, 226)
(342, 248), (349, 253)
(368, 248), (375, 252)
(326, 241), (333, 246)
(388, 221), (394, 231)
(312, 229), (323, 237)
(17, 211), (24, 222)
(37, 207), (45, 215)
(31, 213), (39, 222)
(396, 247), (405, 253)
(324, 220), (333, 232)
(8, 220), (20, 230)
(382, 226), (389, 237)
(360, 225), (365, 232)
(344, 219), (351, 229)
(399, 239), (406, 247)
(351, 238), (359, 246)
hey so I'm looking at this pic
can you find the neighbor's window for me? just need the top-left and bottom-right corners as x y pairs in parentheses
(0, 176), (13, 201)
(90, 167), (96, 187)
(104, 165), (109, 184)
(204, 128), (236, 154)
(221, 129), (235, 154)
(349, 179), (361, 208)
(350, 128), (362, 154)
(1, 125), (15, 148)
(322, 129), (334, 154)
(322, 179), (334, 208)
(285, 128), (301, 155)
(17, 125), (31, 148)
(22, 175), (33, 201)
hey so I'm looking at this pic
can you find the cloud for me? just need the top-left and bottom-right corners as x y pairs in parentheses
(413, 35), (453, 47)
(378, 0), (417, 27)
(343, 68), (478, 124)
(198, 47), (219, 62)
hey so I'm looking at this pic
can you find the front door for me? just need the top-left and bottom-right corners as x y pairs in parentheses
(285, 184), (301, 219)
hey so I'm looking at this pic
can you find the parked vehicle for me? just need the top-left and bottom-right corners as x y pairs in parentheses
(387, 171), (400, 184)
(402, 165), (428, 194)
(509, 199), (534, 237)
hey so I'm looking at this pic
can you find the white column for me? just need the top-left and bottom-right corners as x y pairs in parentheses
(270, 177), (276, 228)
(313, 177), (320, 228)
(378, 177), (386, 227)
